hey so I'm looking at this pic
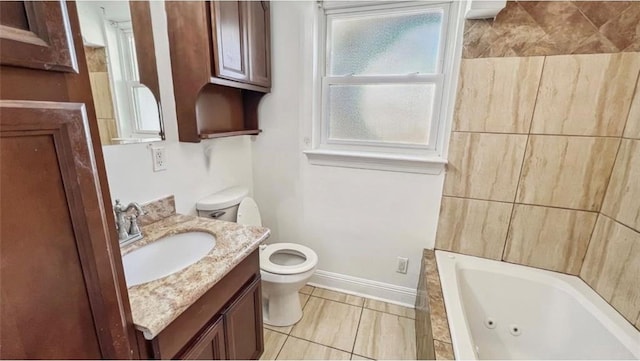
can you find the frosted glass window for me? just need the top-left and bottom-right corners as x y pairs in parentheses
(328, 84), (436, 145)
(329, 9), (443, 76)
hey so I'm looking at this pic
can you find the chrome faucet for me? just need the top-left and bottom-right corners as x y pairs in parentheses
(114, 200), (145, 246)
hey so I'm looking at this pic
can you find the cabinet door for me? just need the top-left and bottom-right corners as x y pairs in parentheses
(224, 276), (264, 360)
(179, 317), (226, 360)
(246, 1), (271, 88)
(211, 1), (249, 82)
(0, 2), (136, 359)
(0, 1), (77, 72)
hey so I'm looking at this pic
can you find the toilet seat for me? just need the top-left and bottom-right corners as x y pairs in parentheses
(260, 243), (318, 275)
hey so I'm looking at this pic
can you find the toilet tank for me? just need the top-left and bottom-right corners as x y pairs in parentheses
(196, 186), (248, 222)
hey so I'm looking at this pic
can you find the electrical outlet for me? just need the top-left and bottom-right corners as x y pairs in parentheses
(396, 257), (409, 274)
(151, 147), (167, 172)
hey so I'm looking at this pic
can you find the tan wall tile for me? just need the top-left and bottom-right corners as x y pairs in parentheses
(601, 139), (640, 231)
(88, 72), (115, 119)
(516, 135), (619, 211)
(531, 53), (640, 136)
(84, 46), (108, 72)
(636, 313), (640, 330)
(444, 132), (527, 202)
(435, 197), (512, 260)
(454, 57), (544, 133)
(504, 205), (597, 274)
(581, 215), (640, 324)
(625, 85), (640, 139)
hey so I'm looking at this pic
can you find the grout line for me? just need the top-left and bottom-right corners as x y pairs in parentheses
(310, 284), (416, 311)
(453, 130), (623, 139)
(309, 290), (366, 308)
(501, 55), (547, 261)
(264, 326), (290, 336)
(350, 305), (365, 354)
(443, 194), (600, 213)
(362, 305), (415, 321)
(501, 203), (517, 261)
(287, 334), (354, 355)
(600, 213), (640, 234)
(619, 61), (640, 139)
(274, 334), (288, 360)
(307, 294), (365, 309)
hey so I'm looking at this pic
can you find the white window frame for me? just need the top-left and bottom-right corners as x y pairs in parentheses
(304, 0), (468, 174)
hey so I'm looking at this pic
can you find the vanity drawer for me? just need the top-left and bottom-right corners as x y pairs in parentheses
(140, 249), (260, 359)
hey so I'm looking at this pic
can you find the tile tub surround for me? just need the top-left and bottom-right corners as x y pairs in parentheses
(415, 250), (454, 361)
(122, 214), (270, 339)
(581, 215), (640, 325)
(463, 1), (640, 58)
(437, 52), (640, 279)
(262, 285), (417, 360)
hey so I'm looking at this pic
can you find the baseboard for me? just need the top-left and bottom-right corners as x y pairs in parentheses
(308, 270), (417, 308)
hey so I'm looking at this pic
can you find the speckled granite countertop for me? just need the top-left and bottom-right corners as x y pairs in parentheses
(122, 214), (270, 340)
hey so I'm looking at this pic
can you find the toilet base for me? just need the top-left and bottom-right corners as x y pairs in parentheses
(262, 292), (303, 327)
(261, 267), (316, 327)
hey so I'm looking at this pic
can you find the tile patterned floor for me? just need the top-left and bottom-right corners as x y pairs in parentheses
(261, 286), (417, 360)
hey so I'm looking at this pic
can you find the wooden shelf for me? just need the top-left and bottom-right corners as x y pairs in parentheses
(199, 129), (261, 139)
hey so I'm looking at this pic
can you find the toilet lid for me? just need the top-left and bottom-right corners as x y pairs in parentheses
(260, 243), (318, 275)
(237, 197), (262, 226)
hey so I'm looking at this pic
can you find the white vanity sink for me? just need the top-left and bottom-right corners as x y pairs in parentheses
(122, 232), (216, 287)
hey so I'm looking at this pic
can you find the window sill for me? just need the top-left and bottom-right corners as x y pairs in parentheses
(303, 149), (447, 174)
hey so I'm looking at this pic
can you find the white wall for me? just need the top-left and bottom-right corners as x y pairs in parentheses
(76, 2), (106, 46)
(102, 1), (253, 215)
(252, 2), (445, 304)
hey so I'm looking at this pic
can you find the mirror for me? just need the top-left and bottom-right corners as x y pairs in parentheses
(77, 1), (164, 146)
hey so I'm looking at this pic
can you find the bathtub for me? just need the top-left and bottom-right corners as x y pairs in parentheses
(435, 250), (640, 360)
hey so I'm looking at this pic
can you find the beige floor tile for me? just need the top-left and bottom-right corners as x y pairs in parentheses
(364, 299), (415, 319)
(300, 293), (310, 308)
(290, 297), (361, 352)
(264, 293), (311, 334)
(353, 309), (416, 360)
(351, 354), (373, 360)
(300, 285), (314, 295)
(311, 287), (365, 307)
(276, 336), (351, 360)
(261, 329), (288, 360)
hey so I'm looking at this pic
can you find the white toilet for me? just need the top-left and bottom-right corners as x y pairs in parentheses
(196, 186), (318, 327)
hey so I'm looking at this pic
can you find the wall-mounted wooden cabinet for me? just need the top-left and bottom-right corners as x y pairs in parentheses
(166, 0), (271, 143)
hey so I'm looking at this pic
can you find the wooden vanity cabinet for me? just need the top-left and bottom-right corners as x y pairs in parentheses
(180, 316), (226, 360)
(166, 1), (271, 142)
(137, 250), (264, 360)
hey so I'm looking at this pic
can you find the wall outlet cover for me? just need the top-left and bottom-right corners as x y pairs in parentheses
(151, 147), (167, 172)
(397, 257), (409, 274)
